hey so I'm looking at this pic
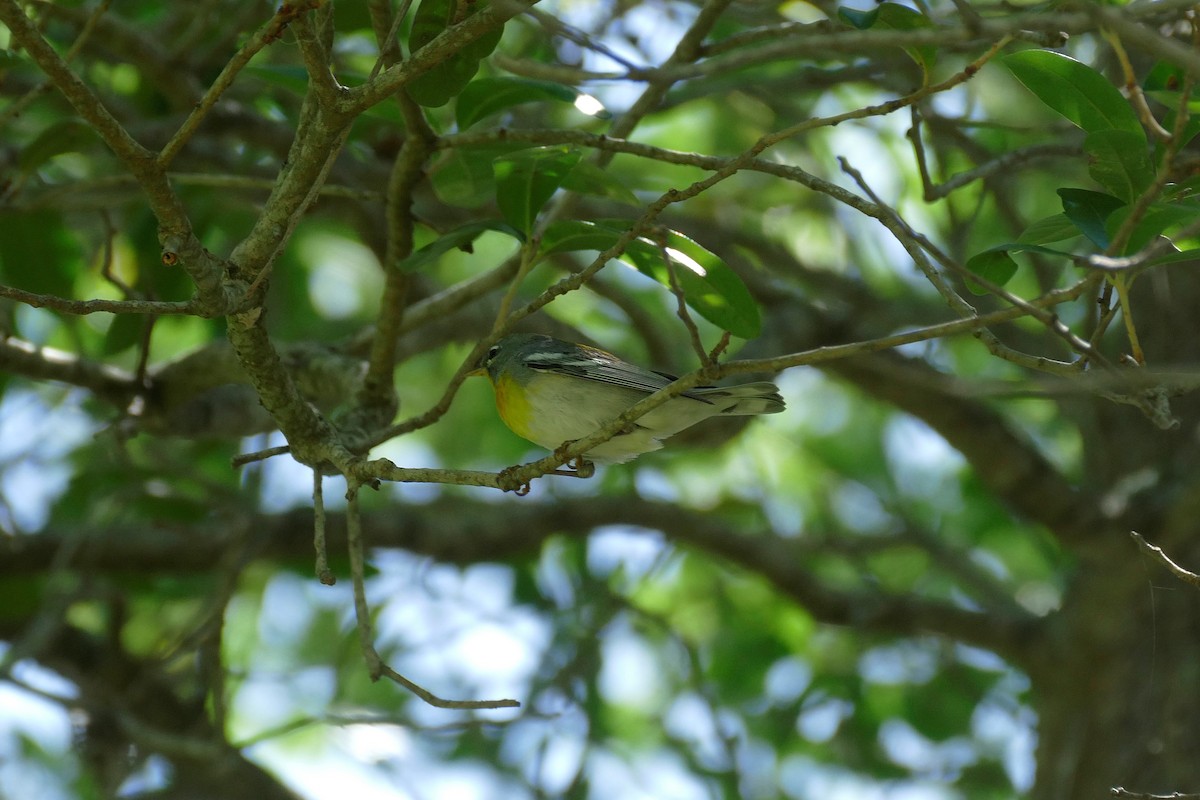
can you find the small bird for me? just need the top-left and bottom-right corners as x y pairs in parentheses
(476, 333), (785, 464)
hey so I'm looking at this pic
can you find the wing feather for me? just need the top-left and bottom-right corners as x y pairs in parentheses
(525, 346), (715, 403)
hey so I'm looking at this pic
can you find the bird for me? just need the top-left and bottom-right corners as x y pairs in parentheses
(476, 333), (785, 464)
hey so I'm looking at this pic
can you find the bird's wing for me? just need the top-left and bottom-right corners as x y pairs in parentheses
(525, 346), (713, 402)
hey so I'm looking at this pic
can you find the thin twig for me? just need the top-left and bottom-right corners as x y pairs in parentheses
(659, 237), (710, 366)
(355, 279), (1090, 493)
(1130, 531), (1200, 590)
(231, 444), (292, 469)
(345, 485), (518, 709)
(313, 471), (335, 585)
(1111, 788), (1200, 800)
(0, 0), (112, 131)
(158, 3), (302, 167)
(0, 284), (197, 316)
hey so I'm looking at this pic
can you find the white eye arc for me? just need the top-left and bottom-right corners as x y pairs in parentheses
(486, 345), (501, 363)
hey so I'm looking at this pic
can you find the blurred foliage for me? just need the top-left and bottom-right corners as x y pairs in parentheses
(3, 1), (1200, 799)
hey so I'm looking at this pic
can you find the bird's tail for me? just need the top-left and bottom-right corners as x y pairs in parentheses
(693, 382), (785, 415)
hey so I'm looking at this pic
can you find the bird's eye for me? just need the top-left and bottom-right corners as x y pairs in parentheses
(485, 345), (501, 363)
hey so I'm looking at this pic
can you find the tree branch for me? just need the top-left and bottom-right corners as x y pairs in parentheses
(1, 497), (1040, 665)
(0, 0), (228, 306)
(0, 336), (137, 407)
(1130, 531), (1200, 590)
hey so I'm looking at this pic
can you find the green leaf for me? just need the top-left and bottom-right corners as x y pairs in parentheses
(1003, 51), (1144, 139)
(837, 6), (880, 28)
(1145, 248), (1200, 268)
(405, 0), (505, 107)
(102, 313), (148, 356)
(640, 228), (761, 339)
(396, 220), (524, 272)
(1017, 214), (1082, 245)
(1160, 109), (1200, 152)
(493, 145), (582, 234)
(963, 242), (1075, 294)
(431, 143), (525, 208)
(964, 249), (1018, 295)
(539, 219), (628, 257)
(560, 160), (640, 206)
(1142, 61), (1200, 112)
(0, 210), (81, 296)
(456, 77), (607, 129)
(1058, 188), (1125, 249)
(1106, 201), (1200, 255)
(1084, 129), (1154, 202)
(838, 3), (935, 72)
(540, 220), (762, 338)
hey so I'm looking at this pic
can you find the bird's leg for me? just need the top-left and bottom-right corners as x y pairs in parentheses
(497, 465), (532, 495)
(552, 442), (595, 478)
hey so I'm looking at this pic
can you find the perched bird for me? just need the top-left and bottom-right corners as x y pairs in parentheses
(477, 333), (785, 463)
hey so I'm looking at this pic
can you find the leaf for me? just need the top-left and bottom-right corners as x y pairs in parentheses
(1084, 130), (1154, 203)
(838, 3), (936, 73)
(539, 220), (762, 338)
(1003, 51), (1144, 139)
(964, 249), (1018, 295)
(102, 313), (148, 356)
(642, 228), (761, 338)
(405, 0), (505, 107)
(430, 143), (525, 208)
(1145, 248), (1200, 268)
(539, 219), (628, 257)
(408, 0), (452, 50)
(837, 6), (880, 28)
(456, 77), (607, 129)
(963, 242), (1078, 295)
(1142, 60), (1200, 112)
(1160, 109), (1200, 152)
(493, 145), (582, 234)
(560, 160), (640, 206)
(1017, 214), (1082, 245)
(1058, 188), (1125, 249)
(0, 210), (81, 296)
(1105, 201), (1200, 255)
(396, 220), (524, 272)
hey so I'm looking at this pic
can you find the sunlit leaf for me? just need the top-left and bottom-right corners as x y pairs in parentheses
(1003, 51), (1144, 138)
(540, 220), (762, 338)
(456, 77), (608, 129)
